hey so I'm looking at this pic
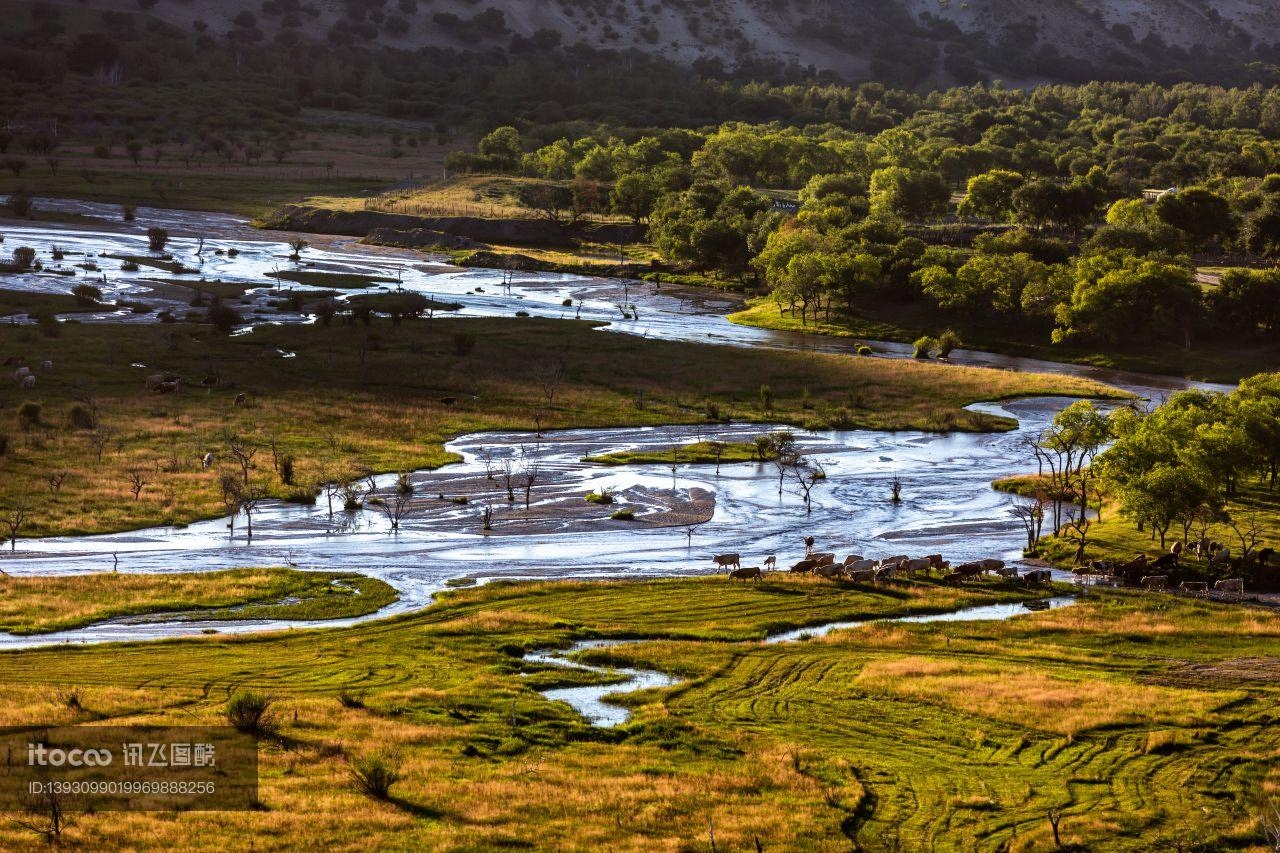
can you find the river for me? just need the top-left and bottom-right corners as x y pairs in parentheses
(0, 201), (1226, 646)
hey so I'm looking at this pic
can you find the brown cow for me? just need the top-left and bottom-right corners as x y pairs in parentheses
(790, 559), (816, 574)
(814, 563), (845, 579)
(729, 566), (763, 581)
(942, 571), (965, 586)
(712, 553), (741, 571)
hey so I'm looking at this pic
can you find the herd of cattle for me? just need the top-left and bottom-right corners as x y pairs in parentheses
(6, 356), (53, 389)
(711, 549), (1052, 586)
(1072, 541), (1268, 600)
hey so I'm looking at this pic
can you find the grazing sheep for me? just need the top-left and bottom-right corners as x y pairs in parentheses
(1140, 575), (1168, 591)
(14, 367), (31, 381)
(20, 375), (35, 389)
(1215, 577), (1244, 600)
(40, 360), (52, 372)
(201, 452), (214, 470)
(729, 566), (762, 581)
(1179, 581), (1208, 595)
(234, 393), (247, 406)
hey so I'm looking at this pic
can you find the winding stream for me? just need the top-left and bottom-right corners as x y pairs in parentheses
(530, 597), (1080, 727)
(0, 202), (1225, 647)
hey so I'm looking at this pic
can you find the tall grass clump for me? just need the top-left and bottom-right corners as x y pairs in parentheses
(226, 690), (279, 737)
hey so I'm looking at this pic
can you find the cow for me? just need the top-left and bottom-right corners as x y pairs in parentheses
(234, 393), (247, 406)
(1151, 553), (1178, 570)
(440, 396), (458, 406)
(2, 356), (23, 367)
(763, 555), (777, 572)
(953, 561), (985, 577)
(40, 360), (52, 372)
(1023, 569), (1052, 585)
(814, 563), (845, 579)
(879, 554), (908, 567)
(803, 536), (816, 555)
(873, 565), (896, 582)
(842, 554), (864, 566)
(1140, 575), (1168, 591)
(846, 559), (877, 573)
(1170, 541), (1183, 555)
(978, 558), (1005, 574)
(145, 374), (167, 392)
(790, 559), (816, 574)
(729, 566), (763, 581)
(200, 452), (214, 470)
(846, 568), (876, 583)
(925, 554), (946, 570)
(155, 380), (180, 394)
(711, 553), (741, 571)
(903, 557), (932, 576)
(812, 553), (836, 567)
(1209, 546), (1232, 567)
(1215, 577), (1245, 600)
(994, 565), (1019, 578)
(1258, 547), (1274, 567)
(1179, 581), (1208, 595)
(942, 571), (965, 586)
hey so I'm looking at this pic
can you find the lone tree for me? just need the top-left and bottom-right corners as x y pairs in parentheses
(224, 430), (258, 485)
(288, 238), (308, 260)
(1, 499), (31, 551)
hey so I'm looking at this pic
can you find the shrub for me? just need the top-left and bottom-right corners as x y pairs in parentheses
(856, 345), (873, 355)
(206, 298), (242, 333)
(585, 488), (614, 505)
(759, 384), (774, 411)
(279, 455), (295, 485)
(147, 228), (168, 252)
(17, 402), (41, 430)
(349, 751), (403, 800)
(337, 690), (365, 709)
(35, 309), (59, 338)
(936, 329), (962, 358)
(71, 283), (103, 306)
(610, 508), (635, 520)
(120, 260), (139, 272)
(11, 246), (36, 270)
(6, 189), (32, 217)
(395, 472), (413, 495)
(67, 403), (96, 430)
(912, 336), (937, 359)
(226, 690), (278, 736)
(121, 202), (136, 221)
(452, 332), (476, 356)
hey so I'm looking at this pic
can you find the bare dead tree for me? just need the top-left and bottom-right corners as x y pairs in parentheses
(224, 429), (258, 485)
(11, 788), (75, 843)
(477, 448), (496, 481)
(1224, 507), (1264, 560)
(768, 431), (799, 498)
(499, 457), (517, 503)
(86, 427), (115, 463)
(1011, 499), (1047, 552)
(519, 450), (541, 510)
(46, 471), (68, 501)
(793, 459), (826, 514)
(1, 498), (30, 552)
(239, 485), (265, 540)
(537, 361), (565, 408)
(1261, 792), (1280, 852)
(126, 469), (150, 500)
(1047, 809), (1064, 849)
(707, 440), (727, 475)
(374, 489), (415, 531)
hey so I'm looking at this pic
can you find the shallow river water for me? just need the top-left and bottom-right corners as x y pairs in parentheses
(0, 202), (1225, 647)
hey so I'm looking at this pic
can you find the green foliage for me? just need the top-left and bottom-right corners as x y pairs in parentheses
(349, 751), (404, 800)
(226, 690), (278, 737)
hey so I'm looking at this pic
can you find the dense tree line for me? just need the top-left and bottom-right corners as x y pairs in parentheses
(452, 87), (1280, 349)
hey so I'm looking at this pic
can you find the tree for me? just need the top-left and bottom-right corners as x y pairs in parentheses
(869, 167), (950, 221)
(224, 430), (258, 485)
(1242, 196), (1280, 258)
(1, 499), (30, 551)
(0, 157), (26, 177)
(1053, 253), (1200, 346)
(611, 172), (659, 224)
(1154, 187), (1235, 250)
(125, 469), (150, 500)
(477, 126), (522, 170)
(958, 169), (1024, 221)
(147, 228), (168, 253)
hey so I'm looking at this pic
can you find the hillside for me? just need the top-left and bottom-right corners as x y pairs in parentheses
(57, 0), (1280, 86)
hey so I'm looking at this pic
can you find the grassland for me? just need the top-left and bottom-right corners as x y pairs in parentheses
(729, 298), (1280, 383)
(584, 440), (766, 466)
(266, 270), (398, 289)
(0, 315), (1116, 538)
(0, 289), (98, 317)
(0, 575), (1273, 849)
(0, 569), (397, 635)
